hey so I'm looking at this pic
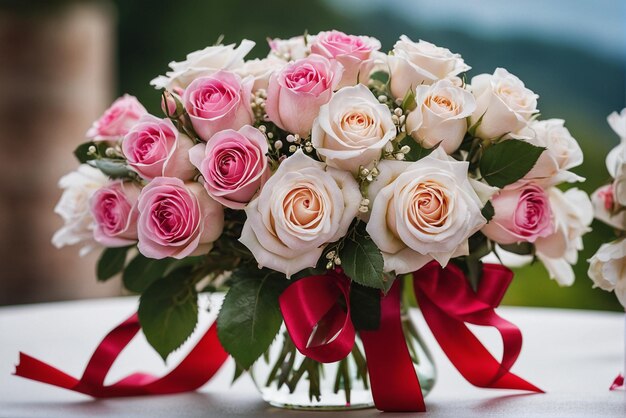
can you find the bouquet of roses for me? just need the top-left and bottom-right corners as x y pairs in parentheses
(19, 31), (592, 412)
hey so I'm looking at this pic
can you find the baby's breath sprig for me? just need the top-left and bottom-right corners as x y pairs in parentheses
(382, 140), (410, 161)
(251, 88), (267, 122)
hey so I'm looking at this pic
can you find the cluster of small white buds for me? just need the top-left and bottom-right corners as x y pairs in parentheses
(87, 145), (97, 156)
(324, 250), (342, 270)
(358, 198), (370, 213)
(358, 165), (379, 183)
(391, 107), (407, 133)
(383, 141), (411, 161)
(251, 89), (267, 119)
(104, 145), (123, 158)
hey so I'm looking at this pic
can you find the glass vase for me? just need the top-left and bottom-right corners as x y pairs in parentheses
(250, 305), (436, 410)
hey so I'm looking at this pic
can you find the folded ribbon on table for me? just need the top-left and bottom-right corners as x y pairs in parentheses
(14, 313), (228, 397)
(14, 261), (542, 412)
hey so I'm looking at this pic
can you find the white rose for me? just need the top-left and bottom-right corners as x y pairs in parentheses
(523, 119), (584, 186)
(470, 68), (538, 139)
(608, 108), (626, 141)
(605, 141), (626, 207)
(591, 184), (626, 230)
(406, 79), (476, 154)
(366, 147), (486, 274)
(534, 188), (593, 286)
(150, 40), (255, 90)
(268, 35), (316, 61)
(240, 150), (361, 277)
(588, 239), (626, 308)
(388, 35), (470, 100)
(311, 84), (396, 173)
(235, 56), (286, 92)
(52, 164), (109, 256)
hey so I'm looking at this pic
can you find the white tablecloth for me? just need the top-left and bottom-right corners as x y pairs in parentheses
(1, 295), (624, 417)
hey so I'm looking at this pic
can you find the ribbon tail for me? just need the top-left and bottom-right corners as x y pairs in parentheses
(360, 280), (426, 412)
(14, 312), (229, 398)
(14, 352), (80, 391)
(419, 294), (542, 393)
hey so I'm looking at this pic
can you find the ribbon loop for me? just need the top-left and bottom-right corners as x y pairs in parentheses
(279, 270), (355, 363)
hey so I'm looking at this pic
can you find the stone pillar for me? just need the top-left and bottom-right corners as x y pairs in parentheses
(0, 2), (121, 304)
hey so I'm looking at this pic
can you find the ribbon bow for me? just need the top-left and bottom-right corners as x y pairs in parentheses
(279, 261), (542, 412)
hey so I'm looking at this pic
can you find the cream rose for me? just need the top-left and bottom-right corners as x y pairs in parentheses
(388, 35), (470, 100)
(235, 56), (286, 92)
(534, 188), (593, 286)
(470, 68), (538, 139)
(605, 138), (626, 207)
(523, 119), (584, 186)
(268, 34), (315, 61)
(52, 164), (109, 256)
(406, 79), (476, 154)
(608, 108), (626, 141)
(311, 84), (396, 173)
(591, 184), (626, 230)
(588, 239), (626, 308)
(240, 150), (361, 277)
(150, 40), (255, 90)
(366, 147), (486, 274)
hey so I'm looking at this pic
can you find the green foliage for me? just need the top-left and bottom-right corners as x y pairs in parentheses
(500, 242), (534, 256)
(73, 142), (98, 164)
(96, 246), (131, 281)
(400, 87), (417, 112)
(340, 222), (388, 292)
(123, 254), (173, 293)
(89, 159), (136, 180)
(481, 200), (495, 223)
(368, 70), (389, 85)
(138, 268), (199, 361)
(398, 135), (436, 162)
(349, 282), (381, 331)
(217, 267), (289, 369)
(479, 140), (545, 188)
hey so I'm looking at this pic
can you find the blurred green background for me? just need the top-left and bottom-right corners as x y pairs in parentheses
(1, 0), (625, 310)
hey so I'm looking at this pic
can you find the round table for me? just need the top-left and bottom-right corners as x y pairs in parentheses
(1, 295), (624, 417)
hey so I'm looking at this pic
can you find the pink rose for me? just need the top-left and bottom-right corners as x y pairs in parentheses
(87, 94), (147, 142)
(183, 70), (253, 141)
(122, 115), (196, 181)
(310, 30), (381, 87)
(482, 182), (554, 244)
(137, 177), (224, 259)
(189, 125), (270, 209)
(90, 181), (142, 247)
(265, 54), (343, 138)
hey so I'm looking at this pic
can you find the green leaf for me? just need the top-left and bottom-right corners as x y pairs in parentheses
(341, 222), (388, 292)
(217, 267), (289, 369)
(73, 142), (97, 164)
(400, 88), (417, 112)
(96, 246), (131, 281)
(479, 140), (545, 188)
(398, 135), (436, 162)
(368, 70), (389, 85)
(499, 242), (534, 255)
(123, 254), (173, 293)
(349, 283), (381, 331)
(89, 159), (135, 179)
(138, 269), (198, 361)
(481, 200), (495, 222)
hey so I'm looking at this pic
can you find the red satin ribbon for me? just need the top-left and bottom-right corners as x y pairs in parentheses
(360, 280), (426, 411)
(279, 270), (354, 363)
(610, 374), (624, 390)
(14, 313), (228, 397)
(14, 261), (540, 412)
(414, 261), (543, 392)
